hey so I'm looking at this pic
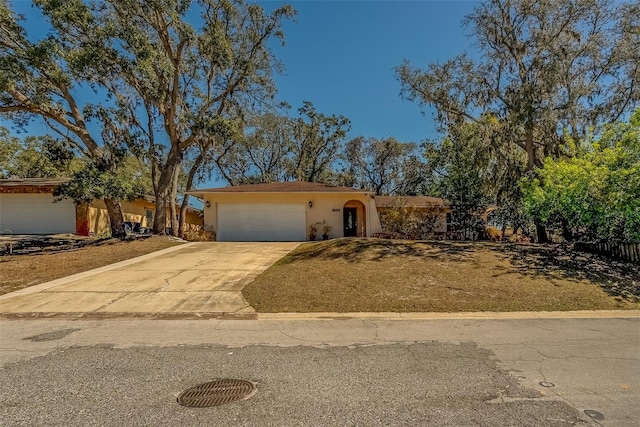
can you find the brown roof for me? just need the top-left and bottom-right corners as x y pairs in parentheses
(188, 181), (373, 195)
(0, 178), (201, 213)
(375, 195), (450, 208)
(0, 177), (71, 187)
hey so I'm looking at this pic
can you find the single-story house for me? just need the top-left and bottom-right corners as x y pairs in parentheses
(375, 195), (451, 233)
(188, 181), (383, 242)
(0, 178), (203, 236)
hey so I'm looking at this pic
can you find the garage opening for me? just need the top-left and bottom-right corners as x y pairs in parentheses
(217, 203), (306, 241)
(0, 193), (75, 234)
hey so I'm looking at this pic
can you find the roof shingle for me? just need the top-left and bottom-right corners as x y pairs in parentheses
(188, 181), (372, 194)
(0, 177), (71, 187)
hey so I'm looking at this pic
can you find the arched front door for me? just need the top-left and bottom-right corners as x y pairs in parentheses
(343, 200), (366, 237)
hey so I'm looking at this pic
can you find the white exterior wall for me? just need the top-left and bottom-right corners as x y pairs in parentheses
(202, 192), (382, 240)
(0, 193), (75, 234)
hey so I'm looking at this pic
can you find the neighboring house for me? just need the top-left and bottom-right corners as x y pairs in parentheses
(0, 178), (75, 234)
(375, 195), (452, 234)
(188, 181), (383, 242)
(0, 178), (203, 236)
(78, 195), (203, 236)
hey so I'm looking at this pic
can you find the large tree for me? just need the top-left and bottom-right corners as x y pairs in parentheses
(176, 123), (238, 237)
(0, 0), (133, 236)
(291, 101), (350, 183)
(96, 0), (295, 234)
(215, 112), (294, 185)
(522, 109), (640, 244)
(214, 102), (350, 185)
(1, 0), (294, 235)
(423, 119), (517, 239)
(344, 136), (418, 195)
(396, 0), (639, 241)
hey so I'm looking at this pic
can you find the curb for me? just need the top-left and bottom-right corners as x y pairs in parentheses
(0, 242), (198, 301)
(2, 310), (637, 321)
(0, 311), (257, 320)
(257, 310), (640, 321)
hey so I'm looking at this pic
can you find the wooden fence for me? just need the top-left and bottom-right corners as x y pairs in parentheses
(575, 242), (640, 263)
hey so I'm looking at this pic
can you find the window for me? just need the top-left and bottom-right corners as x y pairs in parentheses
(145, 209), (154, 228)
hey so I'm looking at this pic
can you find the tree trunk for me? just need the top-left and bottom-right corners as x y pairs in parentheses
(178, 145), (208, 238)
(561, 218), (572, 242)
(169, 167), (180, 236)
(104, 197), (126, 239)
(152, 155), (180, 235)
(178, 195), (189, 239)
(152, 186), (168, 235)
(525, 128), (536, 171)
(535, 219), (549, 244)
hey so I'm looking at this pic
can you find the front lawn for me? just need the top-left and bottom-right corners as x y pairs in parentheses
(0, 236), (182, 295)
(243, 239), (640, 312)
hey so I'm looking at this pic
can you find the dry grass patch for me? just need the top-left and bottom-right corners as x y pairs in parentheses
(0, 236), (182, 295)
(243, 238), (640, 312)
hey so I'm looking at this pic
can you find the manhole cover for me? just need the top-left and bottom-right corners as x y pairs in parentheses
(177, 379), (256, 408)
(539, 381), (555, 388)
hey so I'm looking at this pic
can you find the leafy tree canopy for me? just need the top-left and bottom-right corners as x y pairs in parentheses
(521, 108), (640, 243)
(214, 102), (351, 185)
(344, 136), (419, 195)
(397, 0), (639, 171)
(0, 126), (154, 203)
(215, 112), (294, 185)
(0, 127), (80, 178)
(291, 101), (351, 183)
(55, 155), (154, 205)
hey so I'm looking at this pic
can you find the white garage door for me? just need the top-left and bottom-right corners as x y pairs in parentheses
(217, 203), (306, 241)
(0, 193), (76, 234)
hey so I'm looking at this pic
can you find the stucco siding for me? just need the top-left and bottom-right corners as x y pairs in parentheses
(88, 199), (202, 236)
(368, 198), (383, 234)
(88, 199), (155, 236)
(202, 192), (383, 240)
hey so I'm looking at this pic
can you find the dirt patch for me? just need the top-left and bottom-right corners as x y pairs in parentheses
(243, 238), (640, 312)
(0, 236), (182, 295)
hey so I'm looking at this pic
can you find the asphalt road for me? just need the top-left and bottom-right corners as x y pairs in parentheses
(1, 317), (638, 426)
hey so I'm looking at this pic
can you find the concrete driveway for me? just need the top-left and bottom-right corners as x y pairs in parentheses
(0, 242), (298, 318)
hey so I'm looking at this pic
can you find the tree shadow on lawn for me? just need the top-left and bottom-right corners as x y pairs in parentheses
(487, 243), (640, 301)
(281, 238), (476, 264)
(282, 238), (639, 303)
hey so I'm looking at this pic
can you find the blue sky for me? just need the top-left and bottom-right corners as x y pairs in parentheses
(264, 0), (477, 143)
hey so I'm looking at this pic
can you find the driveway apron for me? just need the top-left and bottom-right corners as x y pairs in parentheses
(0, 242), (298, 317)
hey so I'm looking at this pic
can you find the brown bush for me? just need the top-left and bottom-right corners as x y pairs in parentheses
(485, 226), (502, 242)
(379, 199), (444, 240)
(183, 227), (216, 241)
